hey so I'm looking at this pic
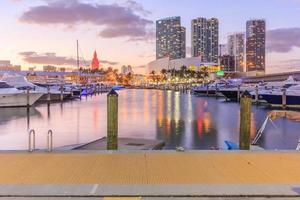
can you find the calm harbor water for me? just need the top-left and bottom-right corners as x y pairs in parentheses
(0, 89), (300, 150)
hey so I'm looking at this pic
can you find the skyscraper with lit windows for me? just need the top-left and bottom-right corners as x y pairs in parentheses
(191, 17), (219, 63)
(228, 33), (245, 72)
(246, 19), (266, 72)
(156, 16), (186, 60)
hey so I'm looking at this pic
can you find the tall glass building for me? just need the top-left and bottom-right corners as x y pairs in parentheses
(191, 17), (219, 63)
(156, 16), (186, 60)
(228, 33), (245, 72)
(246, 19), (266, 72)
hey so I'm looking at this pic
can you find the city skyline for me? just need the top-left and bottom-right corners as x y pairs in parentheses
(1, 0), (300, 74)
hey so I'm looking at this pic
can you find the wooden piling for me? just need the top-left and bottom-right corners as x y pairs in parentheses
(26, 89), (30, 107)
(282, 88), (287, 110)
(60, 84), (64, 101)
(206, 84), (209, 96)
(255, 85), (259, 104)
(79, 85), (82, 99)
(107, 89), (118, 150)
(239, 92), (252, 150)
(47, 86), (51, 102)
(237, 85), (241, 102)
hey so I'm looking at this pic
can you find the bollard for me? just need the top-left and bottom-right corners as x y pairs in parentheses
(79, 85), (82, 100)
(26, 89), (30, 107)
(47, 86), (51, 102)
(239, 91), (252, 150)
(237, 85), (241, 102)
(282, 88), (287, 110)
(107, 89), (118, 150)
(60, 84), (64, 101)
(71, 87), (74, 98)
(206, 84), (209, 96)
(86, 85), (88, 98)
(255, 85), (259, 104)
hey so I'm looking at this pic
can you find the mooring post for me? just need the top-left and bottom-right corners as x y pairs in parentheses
(60, 84), (64, 101)
(26, 88), (30, 107)
(79, 85), (82, 100)
(237, 85), (241, 102)
(239, 91), (252, 150)
(206, 84), (209, 96)
(86, 85), (88, 98)
(282, 88), (287, 110)
(47, 86), (51, 102)
(107, 89), (118, 150)
(255, 85), (259, 104)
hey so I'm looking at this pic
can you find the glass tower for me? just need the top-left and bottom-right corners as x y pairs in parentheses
(246, 19), (266, 72)
(156, 16), (186, 60)
(191, 17), (219, 63)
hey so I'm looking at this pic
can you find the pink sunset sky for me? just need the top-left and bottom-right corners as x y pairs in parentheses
(1, 0), (300, 74)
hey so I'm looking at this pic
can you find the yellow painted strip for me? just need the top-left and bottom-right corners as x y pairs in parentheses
(0, 152), (300, 184)
(104, 198), (141, 200)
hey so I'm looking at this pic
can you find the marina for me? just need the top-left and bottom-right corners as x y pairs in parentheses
(1, 85), (300, 151)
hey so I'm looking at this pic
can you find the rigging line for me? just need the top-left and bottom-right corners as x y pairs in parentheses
(78, 44), (89, 67)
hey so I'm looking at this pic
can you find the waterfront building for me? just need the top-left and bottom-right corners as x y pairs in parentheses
(227, 33), (245, 72)
(191, 17), (219, 63)
(220, 55), (235, 72)
(146, 57), (218, 74)
(246, 19), (266, 73)
(219, 44), (228, 57)
(0, 60), (21, 71)
(43, 65), (57, 72)
(91, 50), (100, 70)
(156, 16), (186, 60)
(121, 65), (133, 75)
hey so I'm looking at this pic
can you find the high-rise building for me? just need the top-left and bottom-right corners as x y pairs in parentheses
(220, 55), (235, 72)
(191, 17), (219, 63)
(156, 16), (186, 60)
(246, 19), (266, 72)
(228, 33), (245, 72)
(219, 44), (228, 56)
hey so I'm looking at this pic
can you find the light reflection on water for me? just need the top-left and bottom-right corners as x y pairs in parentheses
(0, 89), (300, 150)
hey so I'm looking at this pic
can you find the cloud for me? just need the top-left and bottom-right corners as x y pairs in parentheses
(267, 28), (300, 53)
(19, 51), (118, 66)
(19, 0), (153, 41)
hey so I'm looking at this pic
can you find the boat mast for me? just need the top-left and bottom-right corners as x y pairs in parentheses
(76, 40), (80, 84)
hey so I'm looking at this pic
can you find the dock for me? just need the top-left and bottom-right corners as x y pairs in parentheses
(1, 151), (300, 199)
(73, 137), (165, 150)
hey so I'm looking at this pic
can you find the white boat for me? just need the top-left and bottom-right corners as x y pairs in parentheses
(259, 84), (300, 108)
(0, 81), (43, 107)
(1, 74), (70, 101)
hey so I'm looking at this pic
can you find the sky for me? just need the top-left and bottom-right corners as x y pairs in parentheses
(1, 0), (300, 74)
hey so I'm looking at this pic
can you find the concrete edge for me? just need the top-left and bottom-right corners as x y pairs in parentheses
(0, 184), (300, 197)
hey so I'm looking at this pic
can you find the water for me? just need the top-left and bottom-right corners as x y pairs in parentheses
(0, 89), (300, 150)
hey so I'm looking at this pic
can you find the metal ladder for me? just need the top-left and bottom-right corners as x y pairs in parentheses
(28, 129), (53, 152)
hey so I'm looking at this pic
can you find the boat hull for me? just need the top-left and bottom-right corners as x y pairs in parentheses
(0, 93), (43, 107)
(260, 94), (300, 108)
(220, 90), (239, 101)
(193, 89), (216, 95)
(38, 93), (69, 101)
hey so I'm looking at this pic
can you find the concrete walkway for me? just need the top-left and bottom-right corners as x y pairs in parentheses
(0, 151), (300, 197)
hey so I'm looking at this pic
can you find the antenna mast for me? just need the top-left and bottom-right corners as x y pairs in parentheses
(76, 40), (80, 84)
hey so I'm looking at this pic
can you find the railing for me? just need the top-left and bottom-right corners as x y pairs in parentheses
(28, 129), (35, 152)
(28, 129), (54, 152)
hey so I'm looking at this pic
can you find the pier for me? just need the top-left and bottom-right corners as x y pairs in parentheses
(0, 151), (300, 198)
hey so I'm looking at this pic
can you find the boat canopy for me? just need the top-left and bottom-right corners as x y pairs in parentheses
(1, 74), (35, 88)
(268, 110), (300, 122)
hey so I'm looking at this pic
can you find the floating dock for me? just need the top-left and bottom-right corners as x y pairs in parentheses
(0, 151), (300, 198)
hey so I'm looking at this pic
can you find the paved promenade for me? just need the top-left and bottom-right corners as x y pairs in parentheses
(0, 151), (300, 198)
